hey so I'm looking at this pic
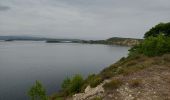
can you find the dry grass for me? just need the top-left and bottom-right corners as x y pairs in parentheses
(128, 79), (142, 88)
(103, 79), (123, 90)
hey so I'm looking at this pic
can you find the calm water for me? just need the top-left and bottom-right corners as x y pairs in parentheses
(0, 41), (129, 100)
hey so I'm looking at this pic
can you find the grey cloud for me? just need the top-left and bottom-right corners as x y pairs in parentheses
(0, 5), (10, 11)
(0, 0), (170, 39)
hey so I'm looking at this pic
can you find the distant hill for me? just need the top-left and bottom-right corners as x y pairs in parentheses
(0, 36), (142, 46)
(0, 36), (47, 41)
(82, 37), (143, 46)
(0, 35), (83, 42)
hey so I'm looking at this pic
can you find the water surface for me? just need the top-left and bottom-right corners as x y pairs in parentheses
(0, 41), (129, 100)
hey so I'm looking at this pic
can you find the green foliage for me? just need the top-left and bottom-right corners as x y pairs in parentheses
(61, 74), (84, 95)
(69, 74), (84, 93)
(82, 74), (103, 88)
(129, 34), (170, 56)
(144, 22), (170, 38)
(61, 77), (71, 96)
(28, 80), (48, 100)
(89, 76), (103, 88)
(103, 79), (123, 90)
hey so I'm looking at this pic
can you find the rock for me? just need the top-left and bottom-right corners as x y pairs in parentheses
(73, 84), (104, 100)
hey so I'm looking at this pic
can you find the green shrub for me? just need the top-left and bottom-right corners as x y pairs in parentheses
(61, 77), (71, 96)
(28, 80), (48, 100)
(82, 74), (103, 88)
(103, 79), (123, 90)
(129, 34), (170, 57)
(69, 74), (84, 93)
(61, 74), (84, 95)
(89, 77), (103, 88)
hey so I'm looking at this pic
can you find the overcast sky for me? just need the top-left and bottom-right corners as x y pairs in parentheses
(0, 0), (170, 39)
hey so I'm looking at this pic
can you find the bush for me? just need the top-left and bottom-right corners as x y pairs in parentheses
(144, 22), (170, 38)
(69, 74), (84, 93)
(103, 79), (123, 90)
(129, 34), (170, 57)
(81, 74), (103, 88)
(28, 80), (48, 100)
(61, 77), (71, 96)
(61, 74), (84, 95)
(89, 77), (103, 88)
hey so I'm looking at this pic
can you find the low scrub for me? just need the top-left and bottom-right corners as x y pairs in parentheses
(129, 79), (142, 88)
(83, 74), (103, 88)
(103, 79), (123, 90)
(61, 74), (84, 96)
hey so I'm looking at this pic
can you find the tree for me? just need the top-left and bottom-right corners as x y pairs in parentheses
(28, 80), (48, 100)
(144, 22), (170, 38)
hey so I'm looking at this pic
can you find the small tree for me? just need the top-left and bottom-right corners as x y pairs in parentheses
(28, 80), (48, 100)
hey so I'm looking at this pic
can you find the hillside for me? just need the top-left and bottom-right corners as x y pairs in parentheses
(71, 54), (170, 100)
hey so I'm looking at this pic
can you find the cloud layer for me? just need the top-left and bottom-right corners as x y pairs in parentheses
(0, 0), (170, 39)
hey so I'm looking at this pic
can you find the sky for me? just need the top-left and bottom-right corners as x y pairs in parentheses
(0, 0), (170, 39)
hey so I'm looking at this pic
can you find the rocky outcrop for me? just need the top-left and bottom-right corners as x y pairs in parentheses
(73, 84), (104, 100)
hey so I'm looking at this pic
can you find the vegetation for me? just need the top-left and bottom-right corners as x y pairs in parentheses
(129, 22), (170, 57)
(103, 79), (123, 90)
(129, 34), (170, 57)
(84, 74), (103, 88)
(28, 80), (48, 100)
(32, 22), (170, 99)
(61, 74), (84, 95)
(128, 79), (142, 88)
(144, 22), (170, 38)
